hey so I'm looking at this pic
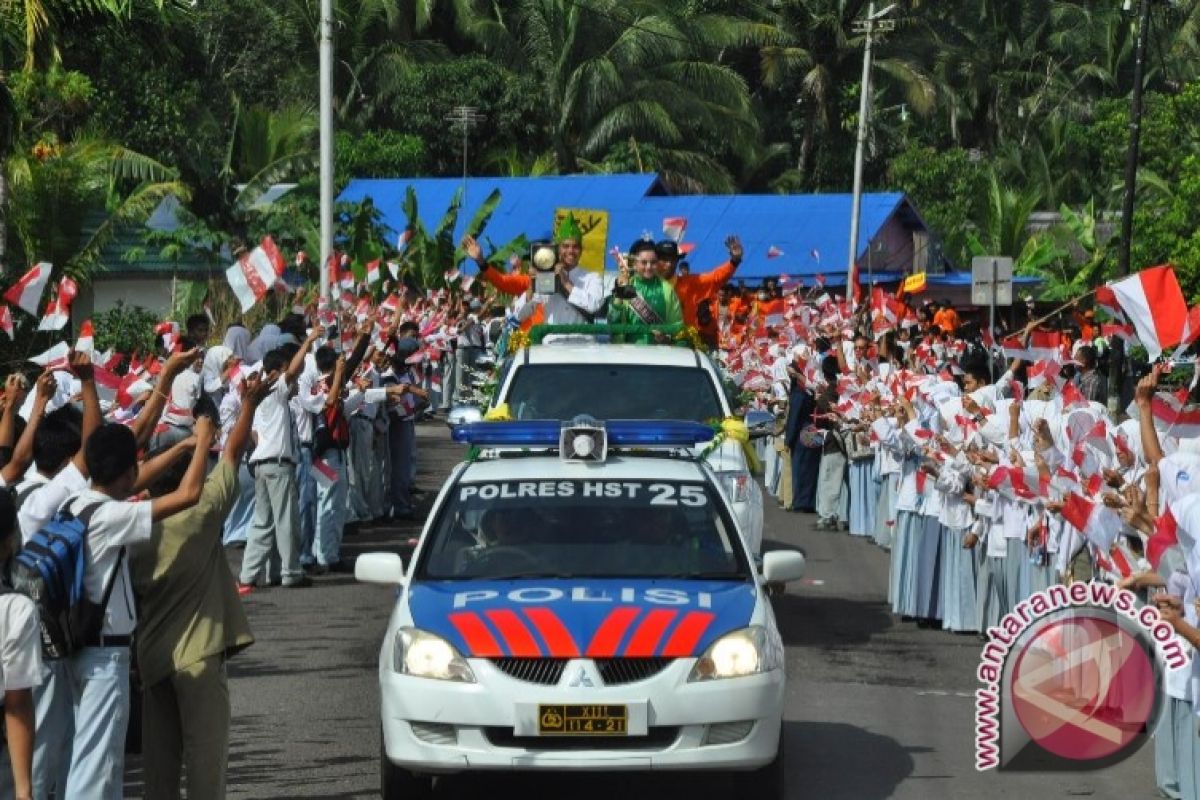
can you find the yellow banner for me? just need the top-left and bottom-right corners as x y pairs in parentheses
(901, 272), (927, 295)
(554, 207), (609, 273)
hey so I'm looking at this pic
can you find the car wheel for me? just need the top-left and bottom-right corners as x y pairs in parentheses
(741, 725), (786, 799)
(381, 734), (433, 800)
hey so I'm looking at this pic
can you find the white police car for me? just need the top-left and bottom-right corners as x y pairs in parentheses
(356, 418), (805, 799)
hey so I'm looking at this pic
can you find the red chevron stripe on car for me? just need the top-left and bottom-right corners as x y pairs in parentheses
(624, 609), (678, 656)
(586, 607), (642, 657)
(483, 608), (543, 657)
(522, 607), (580, 658)
(660, 611), (716, 657)
(448, 612), (504, 657)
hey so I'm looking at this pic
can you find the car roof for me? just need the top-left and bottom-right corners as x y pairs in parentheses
(458, 454), (710, 483)
(523, 343), (710, 368)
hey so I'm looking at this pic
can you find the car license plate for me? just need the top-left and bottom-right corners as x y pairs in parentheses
(537, 704), (628, 736)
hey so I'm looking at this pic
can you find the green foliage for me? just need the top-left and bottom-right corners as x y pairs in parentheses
(335, 130), (427, 182)
(887, 145), (987, 267)
(92, 300), (158, 358)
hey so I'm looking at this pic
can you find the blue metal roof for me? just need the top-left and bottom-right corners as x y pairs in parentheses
(338, 174), (920, 281)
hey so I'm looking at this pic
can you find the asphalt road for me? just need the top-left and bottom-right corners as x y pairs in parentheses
(122, 424), (1156, 799)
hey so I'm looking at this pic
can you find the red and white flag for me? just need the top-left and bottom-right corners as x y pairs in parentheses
(226, 237), (286, 313)
(366, 259), (382, 285)
(312, 457), (339, 489)
(28, 342), (70, 370)
(387, 261), (401, 281)
(1148, 506), (1179, 569)
(679, 242), (696, 256)
(36, 276), (76, 331)
(1149, 390), (1200, 439)
(75, 320), (95, 355)
(1060, 380), (1089, 411)
(987, 465), (1049, 503)
(662, 217), (687, 242)
(1094, 285), (1126, 320)
(338, 255), (356, 291)
(1001, 329), (1061, 362)
(1101, 322), (1137, 345)
(1108, 265), (1188, 359)
(766, 245), (784, 259)
(444, 267), (460, 283)
(1060, 492), (1123, 552)
(0, 306), (13, 340)
(4, 262), (52, 317)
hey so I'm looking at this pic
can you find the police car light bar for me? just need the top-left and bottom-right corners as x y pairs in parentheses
(452, 420), (715, 448)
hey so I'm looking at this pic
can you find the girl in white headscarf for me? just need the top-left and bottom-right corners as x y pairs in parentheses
(223, 320), (252, 361)
(245, 323), (282, 364)
(201, 346), (236, 407)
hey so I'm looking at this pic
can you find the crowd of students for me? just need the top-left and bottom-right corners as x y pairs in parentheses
(739, 282), (1200, 798)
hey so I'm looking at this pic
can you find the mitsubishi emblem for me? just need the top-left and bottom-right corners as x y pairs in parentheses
(567, 666), (595, 688)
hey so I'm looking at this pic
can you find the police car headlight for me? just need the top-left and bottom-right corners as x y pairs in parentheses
(393, 627), (476, 683)
(688, 626), (782, 681)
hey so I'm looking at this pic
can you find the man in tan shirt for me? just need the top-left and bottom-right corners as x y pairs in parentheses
(131, 372), (269, 800)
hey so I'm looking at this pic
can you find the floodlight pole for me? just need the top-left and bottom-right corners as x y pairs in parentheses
(1109, 0), (1151, 415)
(318, 0), (334, 300)
(848, 3), (895, 313)
(446, 106), (485, 210)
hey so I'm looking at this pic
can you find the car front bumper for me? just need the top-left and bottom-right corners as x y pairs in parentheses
(380, 658), (783, 772)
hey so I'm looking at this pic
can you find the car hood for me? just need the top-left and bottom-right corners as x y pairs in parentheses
(409, 578), (757, 659)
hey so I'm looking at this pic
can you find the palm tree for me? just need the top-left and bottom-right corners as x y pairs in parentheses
(758, 0), (935, 184)
(482, 0), (771, 191)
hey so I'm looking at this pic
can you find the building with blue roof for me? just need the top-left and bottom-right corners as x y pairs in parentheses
(338, 173), (936, 287)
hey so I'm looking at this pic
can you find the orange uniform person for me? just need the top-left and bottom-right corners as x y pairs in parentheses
(932, 301), (960, 335)
(655, 235), (743, 348)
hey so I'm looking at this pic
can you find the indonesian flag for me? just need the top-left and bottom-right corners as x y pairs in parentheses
(4, 262), (52, 317)
(312, 457), (339, 489)
(0, 306), (13, 339)
(1060, 380), (1089, 411)
(75, 320), (94, 355)
(117, 371), (151, 409)
(28, 342), (70, 370)
(387, 261), (401, 281)
(92, 365), (121, 408)
(1173, 303), (1200, 358)
(766, 245), (784, 259)
(760, 298), (785, 327)
(1027, 359), (1062, 391)
(1001, 329), (1061, 362)
(36, 277), (76, 331)
(380, 294), (400, 317)
(1101, 322), (1137, 345)
(679, 242), (696, 256)
(366, 259), (382, 284)
(1149, 506), (1180, 569)
(1094, 285), (1126, 320)
(662, 217), (687, 242)
(398, 229), (413, 250)
(987, 465), (1049, 503)
(444, 267), (460, 283)
(1060, 492), (1123, 552)
(1149, 390), (1200, 439)
(1108, 265), (1188, 359)
(227, 237), (286, 313)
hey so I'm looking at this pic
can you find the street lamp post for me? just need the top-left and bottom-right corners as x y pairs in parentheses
(848, 3), (895, 313)
(445, 106), (485, 209)
(1108, 0), (1152, 416)
(318, 0), (334, 300)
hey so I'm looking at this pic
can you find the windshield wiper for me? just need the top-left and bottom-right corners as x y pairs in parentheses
(485, 572), (577, 580)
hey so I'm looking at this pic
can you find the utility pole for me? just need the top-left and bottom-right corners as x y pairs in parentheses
(1108, 0), (1152, 416)
(318, 0), (334, 300)
(848, 3), (895, 312)
(445, 106), (485, 209)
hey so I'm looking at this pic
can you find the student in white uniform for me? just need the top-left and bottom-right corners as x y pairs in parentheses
(0, 489), (42, 800)
(55, 416), (215, 800)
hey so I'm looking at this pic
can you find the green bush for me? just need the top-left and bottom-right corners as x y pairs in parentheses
(93, 301), (159, 362)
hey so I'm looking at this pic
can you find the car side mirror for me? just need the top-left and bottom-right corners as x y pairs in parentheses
(761, 550), (806, 583)
(447, 404), (483, 430)
(744, 409), (775, 440)
(355, 552), (407, 585)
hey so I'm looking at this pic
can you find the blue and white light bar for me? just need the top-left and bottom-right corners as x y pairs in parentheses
(452, 419), (716, 448)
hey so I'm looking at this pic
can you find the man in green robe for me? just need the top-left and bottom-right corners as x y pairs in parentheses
(608, 238), (683, 341)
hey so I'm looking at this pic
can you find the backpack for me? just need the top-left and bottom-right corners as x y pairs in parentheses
(10, 503), (122, 659)
(313, 402), (351, 458)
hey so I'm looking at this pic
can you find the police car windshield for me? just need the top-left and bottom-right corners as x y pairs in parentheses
(504, 365), (724, 422)
(419, 479), (750, 581)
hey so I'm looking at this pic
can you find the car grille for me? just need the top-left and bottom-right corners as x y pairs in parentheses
(490, 658), (568, 685)
(489, 658), (674, 686)
(596, 658), (673, 685)
(485, 727), (680, 751)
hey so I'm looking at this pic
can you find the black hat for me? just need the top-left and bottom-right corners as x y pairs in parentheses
(655, 240), (681, 260)
(629, 238), (657, 256)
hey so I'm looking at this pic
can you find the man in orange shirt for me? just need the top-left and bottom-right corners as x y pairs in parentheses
(656, 235), (743, 347)
(932, 301), (960, 335)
